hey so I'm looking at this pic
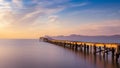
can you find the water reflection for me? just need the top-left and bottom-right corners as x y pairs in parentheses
(63, 46), (120, 68)
(0, 39), (119, 68)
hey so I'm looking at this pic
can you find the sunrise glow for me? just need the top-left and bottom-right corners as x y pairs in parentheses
(0, 0), (120, 39)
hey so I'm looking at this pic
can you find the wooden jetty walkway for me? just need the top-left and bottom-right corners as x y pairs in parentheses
(40, 37), (120, 62)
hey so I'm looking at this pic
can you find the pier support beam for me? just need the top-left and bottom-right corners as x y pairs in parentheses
(99, 46), (102, 56)
(111, 48), (115, 61)
(70, 42), (72, 48)
(93, 45), (97, 55)
(79, 44), (83, 52)
(90, 45), (92, 53)
(103, 45), (106, 58)
(115, 46), (120, 62)
(84, 44), (86, 53)
(87, 45), (89, 53)
(75, 42), (78, 51)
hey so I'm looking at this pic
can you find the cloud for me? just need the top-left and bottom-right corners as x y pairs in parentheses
(118, 10), (120, 13)
(48, 15), (59, 23)
(69, 2), (88, 7)
(0, 0), (89, 29)
(0, 1), (11, 10)
(12, 0), (23, 8)
(0, 11), (14, 28)
(0, 0), (3, 2)
(75, 20), (120, 35)
(0, 0), (67, 29)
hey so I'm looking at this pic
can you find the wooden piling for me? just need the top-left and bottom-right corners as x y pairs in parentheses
(111, 48), (115, 61)
(103, 45), (106, 58)
(75, 42), (78, 51)
(90, 45), (92, 53)
(86, 45), (89, 53)
(79, 44), (83, 52)
(84, 44), (86, 53)
(115, 46), (120, 62)
(93, 44), (97, 55)
(99, 46), (102, 55)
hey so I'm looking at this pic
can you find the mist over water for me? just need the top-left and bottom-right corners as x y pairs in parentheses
(0, 39), (119, 68)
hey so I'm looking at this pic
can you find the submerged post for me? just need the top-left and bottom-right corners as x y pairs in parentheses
(86, 45), (89, 53)
(75, 42), (78, 51)
(93, 44), (97, 55)
(84, 43), (86, 53)
(90, 45), (92, 53)
(103, 45), (106, 58)
(79, 44), (83, 51)
(115, 45), (120, 62)
(111, 48), (115, 61)
(99, 46), (102, 55)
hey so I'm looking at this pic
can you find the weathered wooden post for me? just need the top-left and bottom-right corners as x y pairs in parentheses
(71, 42), (73, 49)
(115, 45), (120, 62)
(98, 47), (102, 60)
(61, 42), (63, 46)
(105, 48), (109, 62)
(111, 48), (115, 61)
(67, 42), (69, 48)
(93, 44), (97, 55)
(69, 42), (72, 48)
(75, 42), (78, 51)
(72, 42), (74, 49)
(63, 42), (66, 47)
(86, 45), (89, 53)
(68, 42), (70, 48)
(103, 45), (106, 58)
(99, 46), (102, 55)
(79, 44), (83, 52)
(84, 43), (86, 53)
(90, 45), (92, 53)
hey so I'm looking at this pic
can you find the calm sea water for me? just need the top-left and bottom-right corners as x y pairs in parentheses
(0, 39), (119, 68)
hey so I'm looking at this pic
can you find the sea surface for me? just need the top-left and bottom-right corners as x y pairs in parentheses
(0, 39), (119, 68)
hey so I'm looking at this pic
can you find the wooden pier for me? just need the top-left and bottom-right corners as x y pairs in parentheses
(40, 37), (120, 62)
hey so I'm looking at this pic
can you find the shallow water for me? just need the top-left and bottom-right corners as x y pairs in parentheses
(0, 39), (119, 68)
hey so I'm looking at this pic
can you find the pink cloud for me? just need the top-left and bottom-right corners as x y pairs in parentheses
(75, 20), (120, 35)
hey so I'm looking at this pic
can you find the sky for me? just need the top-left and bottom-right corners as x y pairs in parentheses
(0, 0), (120, 39)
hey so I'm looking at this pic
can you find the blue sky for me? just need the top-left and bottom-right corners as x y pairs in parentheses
(0, 0), (120, 38)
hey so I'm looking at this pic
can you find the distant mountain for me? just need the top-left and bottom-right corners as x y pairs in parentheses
(50, 34), (120, 43)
